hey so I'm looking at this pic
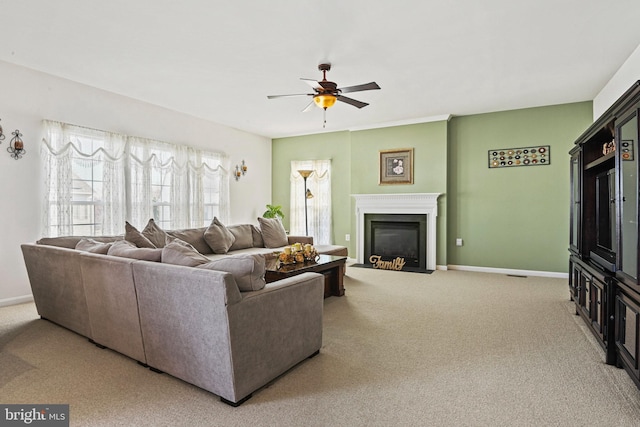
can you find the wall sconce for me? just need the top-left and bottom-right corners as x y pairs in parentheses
(234, 160), (248, 181)
(0, 118), (5, 142)
(8, 129), (25, 160)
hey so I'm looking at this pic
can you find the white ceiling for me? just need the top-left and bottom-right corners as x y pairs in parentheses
(2, 0), (640, 138)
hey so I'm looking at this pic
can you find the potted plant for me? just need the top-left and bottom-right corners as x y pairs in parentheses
(263, 204), (285, 220)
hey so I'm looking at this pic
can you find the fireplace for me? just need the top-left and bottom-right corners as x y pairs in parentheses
(365, 214), (427, 271)
(352, 193), (441, 271)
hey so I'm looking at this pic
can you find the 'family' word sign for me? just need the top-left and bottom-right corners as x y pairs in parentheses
(369, 255), (406, 271)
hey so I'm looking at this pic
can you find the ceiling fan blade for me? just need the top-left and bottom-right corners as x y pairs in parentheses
(267, 93), (314, 99)
(337, 95), (369, 109)
(302, 100), (315, 113)
(301, 78), (322, 90)
(338, 82), (380, 94)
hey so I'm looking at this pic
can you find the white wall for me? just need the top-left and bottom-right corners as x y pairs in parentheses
(0, 60), (272, 305)
(593, 43), (640, 119)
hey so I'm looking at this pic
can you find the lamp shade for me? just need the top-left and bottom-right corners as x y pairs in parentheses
(298, 169), (314, 179)
(313, 94), (337, 109)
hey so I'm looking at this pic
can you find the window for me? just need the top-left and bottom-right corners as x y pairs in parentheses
(71, 156), (104, 235)
(42, 121), (230, 237)
(290, 160), (332, 244)
(202, 171), (221, 226)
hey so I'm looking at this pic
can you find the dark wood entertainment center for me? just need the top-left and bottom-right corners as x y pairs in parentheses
(569, 80), (640, 387)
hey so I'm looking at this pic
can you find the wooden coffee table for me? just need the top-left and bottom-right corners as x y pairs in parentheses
(265, 254), (347, 298)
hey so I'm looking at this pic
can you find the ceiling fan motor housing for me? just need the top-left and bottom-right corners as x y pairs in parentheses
(267, 62), (379, 113)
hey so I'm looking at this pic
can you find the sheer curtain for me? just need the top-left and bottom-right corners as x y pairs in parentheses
(290, 160), (332, 244)
(42, 121), (127, 236)
(128, 139), (230, 229)
(42, 120), (229, 237)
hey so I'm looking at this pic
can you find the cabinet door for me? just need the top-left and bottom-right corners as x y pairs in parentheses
(591, 278), (605, 338)
(616, 293), (639, 372)
(569, 260), (580, 302)
(570, 152), (581, 253)
(581, 272), (592, 318)
(618, 111), (639, 281)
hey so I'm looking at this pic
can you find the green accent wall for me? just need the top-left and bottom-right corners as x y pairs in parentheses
(350, 122), (448, 265)
(272, 101), (594, 273)
(271, 131), (352, 250)
(448, 102), (593, 272)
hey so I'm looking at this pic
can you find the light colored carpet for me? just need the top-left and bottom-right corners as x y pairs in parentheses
(2, 266), (640, 426)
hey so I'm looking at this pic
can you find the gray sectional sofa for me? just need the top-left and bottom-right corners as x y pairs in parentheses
(21, 218), (348, 406)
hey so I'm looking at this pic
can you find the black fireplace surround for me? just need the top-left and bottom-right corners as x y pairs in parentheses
(364, 213), (427, 271)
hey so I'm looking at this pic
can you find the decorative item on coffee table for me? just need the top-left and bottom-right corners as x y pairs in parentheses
(275, 242), (318, 267)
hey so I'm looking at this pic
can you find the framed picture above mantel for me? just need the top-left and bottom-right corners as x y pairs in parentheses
(379, 148), (414, 185)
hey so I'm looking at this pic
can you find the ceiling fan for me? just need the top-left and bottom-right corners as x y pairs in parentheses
(267, 63), (380, 126)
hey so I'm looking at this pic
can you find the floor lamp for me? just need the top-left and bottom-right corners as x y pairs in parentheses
(297, 170), (314, 236)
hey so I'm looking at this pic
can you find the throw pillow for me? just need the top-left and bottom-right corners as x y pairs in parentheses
(142, 219), (168, 248)
(197, 254), (266, 292)
(75, 238), (113, 254)
(107, 240), (162, 261)
(204, 217), (236, 254)
(166, 227), (212, 254)
(257, 217), (288, 248)
(228, 224), (254, 251)
(161, 239), (210, 267)
(125, 221), (157, 248)
(251, 225), (264, 248)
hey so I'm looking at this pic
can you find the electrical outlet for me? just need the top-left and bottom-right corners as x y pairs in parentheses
(345, 234), (350, 241)
(456, 238), (463, 247)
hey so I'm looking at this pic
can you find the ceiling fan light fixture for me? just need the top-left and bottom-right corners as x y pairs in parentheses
(313, 94), (337, 109)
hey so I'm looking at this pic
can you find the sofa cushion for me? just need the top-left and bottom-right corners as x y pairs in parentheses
(166, 227), (211, 254)
(257, 217), (288, 248)
(108, 239), (162, 261)
(125, 221), (157, 248)
(228, 224), (254, 251)
(197, 254), (266, 292)
(37, 235), (121, 249)
(75, 238), (113, 254)
(204, 217), (235, 254)
(251, 225), (264, 248)
(314, 244), (349, 257)
(142, 219), (168, 248)
(161, 239), (210, 267)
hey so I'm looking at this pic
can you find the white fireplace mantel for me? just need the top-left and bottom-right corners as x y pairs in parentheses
(352, 193), (441, 270)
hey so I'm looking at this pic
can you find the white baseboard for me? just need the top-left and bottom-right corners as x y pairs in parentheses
(0, 295), (34, 308)
(447, 264), (568, 279)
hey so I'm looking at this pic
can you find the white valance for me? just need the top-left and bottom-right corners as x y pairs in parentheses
(41, 120), (230, 237)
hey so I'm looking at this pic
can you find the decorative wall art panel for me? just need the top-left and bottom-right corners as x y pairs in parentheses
(488, 145), (550, 168)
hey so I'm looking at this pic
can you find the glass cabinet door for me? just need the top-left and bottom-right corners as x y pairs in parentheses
(618, 112), (639, 280)
(570, 152), (580, 252)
